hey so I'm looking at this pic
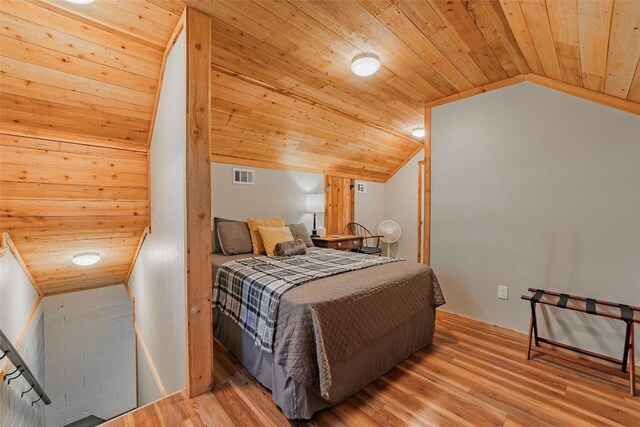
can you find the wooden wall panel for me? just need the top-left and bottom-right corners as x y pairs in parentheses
(324, 176), (355, 236)
(210, 69), (419, 182)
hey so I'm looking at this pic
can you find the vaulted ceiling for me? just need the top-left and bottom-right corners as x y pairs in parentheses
(198, 0), (640, 180)
(1, 0), (639, 294)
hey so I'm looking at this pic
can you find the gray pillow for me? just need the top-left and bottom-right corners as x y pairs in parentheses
(213, 217), (244, 253)
(288, 223), (314, 247)
(217, 221), (253, 255)
(274, 239), (307, 257)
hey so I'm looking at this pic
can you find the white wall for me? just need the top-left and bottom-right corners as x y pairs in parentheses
(212, 163), (384, 235)
(212, 163), (324, 231)
(128, 30), (187, 405)
(43, 286), (135, 426)
(385, 150), (423, 260)
(0, 249), (44, 427)
(431, 82), (640, 361)
(354, 180), (386, 237)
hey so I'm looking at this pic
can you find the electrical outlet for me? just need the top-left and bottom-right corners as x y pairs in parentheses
(498, 285), (509, 300)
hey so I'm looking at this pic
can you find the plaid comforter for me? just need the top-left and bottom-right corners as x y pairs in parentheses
(213, 249), (401, 352)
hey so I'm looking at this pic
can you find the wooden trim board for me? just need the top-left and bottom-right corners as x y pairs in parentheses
(0, 296), (42, 376)
(384, 143), (424, 183)
(134, 322), (167, 398)
(417, 160), (424, 263)
(147, 10), (186, 233)
(425, 74), (640, 115)
(125, 226), (149, 285)
(146, 8), (186, 150)
(524, 74), (640, 115)
(2, 232), (42, 296)
(422, 108), (431, 266)
(425, 75), (526, 109)
(184, 7), (213, 398)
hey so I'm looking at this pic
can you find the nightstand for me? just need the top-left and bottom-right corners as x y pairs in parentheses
(311, 235), (364, 252)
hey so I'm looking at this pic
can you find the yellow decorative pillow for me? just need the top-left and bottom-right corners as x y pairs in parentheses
(257, 226), (294, 256)
(247, 217), (285, 254)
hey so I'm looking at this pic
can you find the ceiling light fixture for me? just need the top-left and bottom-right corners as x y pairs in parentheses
(65, 0), (95, 4)
(72, 252), (101, 266)
(351, 53), (380, 77)
(411, 127), (426, 138)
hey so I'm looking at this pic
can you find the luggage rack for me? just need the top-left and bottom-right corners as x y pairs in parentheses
(522, 288), (638, 396)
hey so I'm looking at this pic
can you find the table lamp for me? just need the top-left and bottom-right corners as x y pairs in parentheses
(306, 193), (325, 237)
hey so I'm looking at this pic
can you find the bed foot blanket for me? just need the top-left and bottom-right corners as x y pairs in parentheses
(213, 249), (445, 399)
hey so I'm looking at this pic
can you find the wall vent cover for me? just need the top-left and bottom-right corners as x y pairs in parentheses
(233, 168), (255, 185)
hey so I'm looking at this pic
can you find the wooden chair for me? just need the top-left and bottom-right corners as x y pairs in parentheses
(344, 223), (383, 256)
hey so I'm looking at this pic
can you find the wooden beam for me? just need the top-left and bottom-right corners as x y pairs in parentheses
(184, 7), (213, 399)
(423, 108), (431, 265)
(524, 74), (640, 115)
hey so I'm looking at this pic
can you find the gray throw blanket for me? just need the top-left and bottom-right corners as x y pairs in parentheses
(213, 249), (401, 353)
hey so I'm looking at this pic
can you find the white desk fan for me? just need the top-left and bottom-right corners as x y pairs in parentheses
(377, 220), (401, 258)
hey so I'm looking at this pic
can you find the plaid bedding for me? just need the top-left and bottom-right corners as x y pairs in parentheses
(213, 249), (401, 352)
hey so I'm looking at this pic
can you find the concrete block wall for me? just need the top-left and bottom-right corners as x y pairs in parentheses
(0, 306), (45, 427)
(43, 285), (136, 426)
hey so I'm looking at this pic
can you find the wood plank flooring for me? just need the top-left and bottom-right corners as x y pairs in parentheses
(104, 311), (640, 426)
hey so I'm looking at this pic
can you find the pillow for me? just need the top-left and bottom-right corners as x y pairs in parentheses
(287, 223), (314, 247)
(217, 222), (253, 255)
(274, 239), (307, 257)
(247, 217), (285, 254)
(257, 226), (294, 256)
(212, 217), (245, 254)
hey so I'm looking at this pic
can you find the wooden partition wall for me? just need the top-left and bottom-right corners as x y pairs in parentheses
(324, 176), (355, 235)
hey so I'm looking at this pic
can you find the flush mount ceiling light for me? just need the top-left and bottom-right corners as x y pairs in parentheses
(351, 53), (380, 77)
(72, 252), (101, 266)
(65, 0), (95, 4)
(411, 127), (426, 138)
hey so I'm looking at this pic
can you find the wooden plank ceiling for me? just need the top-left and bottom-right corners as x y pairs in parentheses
(193, 0), (639, 181)
(0, 0), (181, 294)
(1, 0), (639, 293)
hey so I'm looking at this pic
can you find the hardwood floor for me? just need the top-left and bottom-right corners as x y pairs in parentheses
(104, 311), (640, 426)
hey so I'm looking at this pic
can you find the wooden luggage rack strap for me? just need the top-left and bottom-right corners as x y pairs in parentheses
(522, 288), (638, 396)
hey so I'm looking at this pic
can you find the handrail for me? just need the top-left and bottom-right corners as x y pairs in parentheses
(0, 328), (50, 405)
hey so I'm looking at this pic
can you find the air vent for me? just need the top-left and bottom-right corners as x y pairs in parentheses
(233, 168), (255, 185)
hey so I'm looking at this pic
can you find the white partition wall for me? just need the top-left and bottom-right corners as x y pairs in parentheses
(430, 82), (640, 361)
(127, 30), (187, 404)
(0, 247), (44, 427)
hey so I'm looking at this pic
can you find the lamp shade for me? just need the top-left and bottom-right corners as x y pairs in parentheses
(306, 193), (325, 213)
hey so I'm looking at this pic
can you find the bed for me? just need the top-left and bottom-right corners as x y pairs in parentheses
(212, 248), (444, 419)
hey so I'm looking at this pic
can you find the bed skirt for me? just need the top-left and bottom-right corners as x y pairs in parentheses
(213, 306), (436, 419)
